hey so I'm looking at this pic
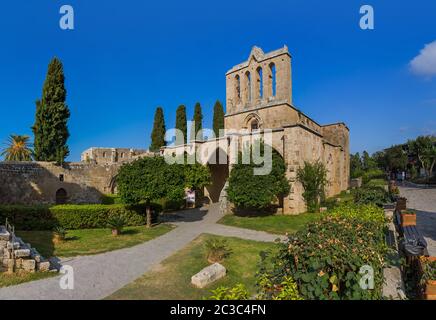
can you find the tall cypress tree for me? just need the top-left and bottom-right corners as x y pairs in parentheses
(213, 100), (225, 138)
(150, 107), (166, 152)
(190, 102), (203, 142)
(175, 105), (187, 145)
(32, 57), (70, 164)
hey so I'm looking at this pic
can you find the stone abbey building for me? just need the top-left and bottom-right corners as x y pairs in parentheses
(0, 45), (349, 214)
(164, 46), (350, 214)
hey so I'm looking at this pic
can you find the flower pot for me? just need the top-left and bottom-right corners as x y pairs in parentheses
(396, 198), (407, 211)
(400, 213), (416, 227)
(419, 257), (436, 300)
(424, 280), (436, 300)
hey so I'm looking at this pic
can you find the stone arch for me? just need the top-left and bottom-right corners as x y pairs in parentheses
(55, 188), (68, 204)
(205, 147), (229, 203)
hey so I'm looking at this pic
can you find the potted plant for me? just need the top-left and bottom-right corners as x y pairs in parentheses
(53, 226), (67, 244)
(396, 197), (407, 211)
(107, 215), (127, 236)
(205, 238), (231, 264)
(400, 209), (416, 227)
(419, 257), (436, 300)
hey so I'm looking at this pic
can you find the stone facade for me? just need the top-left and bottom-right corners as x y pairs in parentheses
(81, 147), (150, 165)
(0, 162), (120, 205)
(163, 45), (350, 214)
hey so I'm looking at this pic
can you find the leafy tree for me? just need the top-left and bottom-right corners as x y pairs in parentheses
(362, 151), (376, 171)
(175, 105), (187, 145)
(384, 145), (408, 173)
(213, 100), (225, 138)
(117, 156), (185, 227)
(184, 162), (211, 191)
(32, 57), (70, 164)
(350, 152), (363, 178)
(1, 135), (33, 161)
(296, 161), (328, 212)
(227, 143), (290, 211)
(150, 107), (166, 152)
(409, 135), (436, 177)
(190, 102), (203, 142)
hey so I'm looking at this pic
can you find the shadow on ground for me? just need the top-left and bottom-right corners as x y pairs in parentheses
(159, 207), (208, 223)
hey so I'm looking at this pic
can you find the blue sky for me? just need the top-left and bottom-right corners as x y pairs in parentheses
(0, 0), (435, 161)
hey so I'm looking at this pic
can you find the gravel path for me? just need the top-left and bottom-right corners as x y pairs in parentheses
(399, 183), (436, 256)
(0, 204), (283, 300)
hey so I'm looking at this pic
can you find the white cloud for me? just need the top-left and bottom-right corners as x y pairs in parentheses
(410, 40), (436, 77)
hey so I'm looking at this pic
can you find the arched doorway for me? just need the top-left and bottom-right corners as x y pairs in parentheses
(205, 148), (229, 203)
(56, 188), (68, 204)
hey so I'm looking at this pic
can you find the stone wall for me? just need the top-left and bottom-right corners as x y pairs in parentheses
(0, 162), (120, 205)
(81, 147), (150, 165)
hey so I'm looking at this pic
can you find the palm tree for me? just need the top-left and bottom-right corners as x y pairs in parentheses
(1, 135), (33, 161)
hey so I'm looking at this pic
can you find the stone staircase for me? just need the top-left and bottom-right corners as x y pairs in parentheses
(0, 223), (51, 274)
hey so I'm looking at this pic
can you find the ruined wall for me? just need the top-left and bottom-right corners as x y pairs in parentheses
(81, 147), (150, 165)
(0, 162), (120, 205)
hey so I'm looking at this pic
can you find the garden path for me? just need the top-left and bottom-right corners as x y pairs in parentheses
(399, 183), (436, 256)
(0, 203), (284, 300)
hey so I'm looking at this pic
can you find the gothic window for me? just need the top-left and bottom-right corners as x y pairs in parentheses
(251, 119), (259, 131)
(269, 63), (276, 97)
(235, 75), (241, 100)
(245, 71), (252, 102)
(256, 67), (263, 99)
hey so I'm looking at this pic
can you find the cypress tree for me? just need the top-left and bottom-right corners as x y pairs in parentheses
(32, 57), (70, 164)
(190, 102), (203, 142)
(150, 107), (166, 152)
(213, 100), (225, 138)
(175, 105), (187, 145)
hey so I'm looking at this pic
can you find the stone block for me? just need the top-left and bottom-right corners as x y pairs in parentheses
(21, 259), (36, 272)
(14, 249), (31, 258)
(191, 263), (226, 288)
(7, 242), (20, 250)
(0, 240), (7, 249)
(3, 249), (11, 259)
(0, 226), (10, 241)
(31, 248), (42, 263)
(37, 261), (50, 272)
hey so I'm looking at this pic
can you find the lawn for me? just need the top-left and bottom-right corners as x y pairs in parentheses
(107, 234), (276, 300)
(219, 212), (320, 235)
(17, 224), (174, 258)
(0, 271), (55, 288)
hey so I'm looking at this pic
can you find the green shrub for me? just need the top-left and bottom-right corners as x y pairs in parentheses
(366, 179), (387, 188)
(107, 214), (128, 234)
(353, 186), (390, 207)
(362, 169), (385, 185)
(101, 194), (123, 205)
(259, 216), (387, 300)
(208, 284), (250, 300)
(257, 274), (303, 300)
(205, 239), (232, 263)
(296, 161), (328, 213)
(327, 203), (386, 224)
(53, 226), (67, 240)
(0, 203), (156, 230)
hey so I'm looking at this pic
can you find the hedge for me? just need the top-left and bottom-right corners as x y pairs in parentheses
(0, 203), (157, 230)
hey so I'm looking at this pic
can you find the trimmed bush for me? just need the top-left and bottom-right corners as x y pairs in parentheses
(353, 186), (390, 207)
(0, 203), (157, 230)
(327, 203), (386, 224)
(101, 194), (123, 205)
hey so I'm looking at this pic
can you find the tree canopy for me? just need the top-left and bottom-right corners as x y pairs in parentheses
(150, 107), (166, 152)
(1, 135), (33, 161)
(213, 100), (225, 138)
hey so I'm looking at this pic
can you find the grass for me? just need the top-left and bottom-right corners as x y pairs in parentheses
(17, 224), (174, 258)
(365, 179), (388, 187)
(219, 212), (320, 235)
(107, 234), (276, 300)
(0, 271), (56, 288)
